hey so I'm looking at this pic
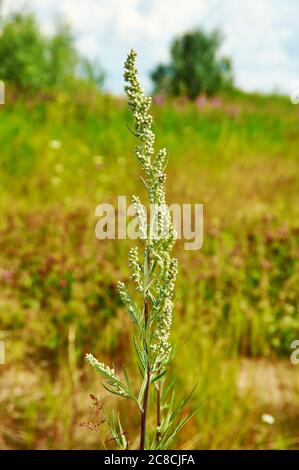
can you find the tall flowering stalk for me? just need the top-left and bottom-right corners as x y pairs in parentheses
(86, 50), (194, 450)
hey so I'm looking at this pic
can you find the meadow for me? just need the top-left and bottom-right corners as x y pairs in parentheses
(0, 88), (299, 449)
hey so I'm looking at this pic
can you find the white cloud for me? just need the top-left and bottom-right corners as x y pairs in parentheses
(1, 0), (299, 93)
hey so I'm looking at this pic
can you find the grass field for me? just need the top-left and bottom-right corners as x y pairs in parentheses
(0, 89), (299, 449)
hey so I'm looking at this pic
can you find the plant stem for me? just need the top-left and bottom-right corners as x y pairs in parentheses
(156, 379), (161, 445)
(139, 299), (150, 450)
(139, 251), (151, 450)
(139, 365), (150, 450)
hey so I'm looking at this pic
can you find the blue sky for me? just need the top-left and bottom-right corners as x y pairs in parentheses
(2, 0), (299, 95)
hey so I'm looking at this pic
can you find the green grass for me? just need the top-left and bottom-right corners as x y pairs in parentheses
(0, 90), (299, 449)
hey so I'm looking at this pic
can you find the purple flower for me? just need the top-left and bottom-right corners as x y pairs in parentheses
(196, 94), (207, 108)
(153, 94), (165, 106)
(209, 97), (221, 108)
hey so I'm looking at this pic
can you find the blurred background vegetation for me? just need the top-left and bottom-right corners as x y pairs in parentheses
(0, 9), (299, 450)
(151, 28), (233, 99)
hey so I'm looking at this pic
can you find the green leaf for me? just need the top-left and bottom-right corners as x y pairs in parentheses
(123, 366), (130, 388)
(102, 384), (124, 398)
(169, 385), (197, 424)
(119, 283), (141, 326)
(150, 258), (157, 275)
(108, 410), (122, 449)
(133, 335), (146, 371)
(117, 414), (128, 450)
(151, 369), (167, 383)
(158, 408), (198, 450)
(138, 371), (150, 409)
(162, 375), (177, 400)
(144, 276), (158, 294)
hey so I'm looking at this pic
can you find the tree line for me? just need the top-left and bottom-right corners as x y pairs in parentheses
(0, 11), (233, 100)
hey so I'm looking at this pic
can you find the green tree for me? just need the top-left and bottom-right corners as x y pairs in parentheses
(0, 13), (49, 91)
(0, 12), (105, 93)
(151, 28), (233, 100)
(46, 21), (78, 91)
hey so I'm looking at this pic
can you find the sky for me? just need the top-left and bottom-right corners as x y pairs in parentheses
(1, 0), (299, 95)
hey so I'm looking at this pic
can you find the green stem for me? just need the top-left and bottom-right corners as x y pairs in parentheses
(139, 251), (151, 450)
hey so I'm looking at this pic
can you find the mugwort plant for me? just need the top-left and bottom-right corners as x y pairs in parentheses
(86, 50), (196, 450)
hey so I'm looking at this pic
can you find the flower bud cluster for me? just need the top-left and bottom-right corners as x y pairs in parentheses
(151, 257), (178, 366)
(128, 246), (143, 292)
(86, 353), (129, 397)
(132, 195), (147, 239)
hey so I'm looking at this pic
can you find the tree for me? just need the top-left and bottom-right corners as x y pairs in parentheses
(46, 21), (78, 91)
(0, 12), (105, 93)
(0, 13), (49, 91)
(151, 28), (233, 100)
